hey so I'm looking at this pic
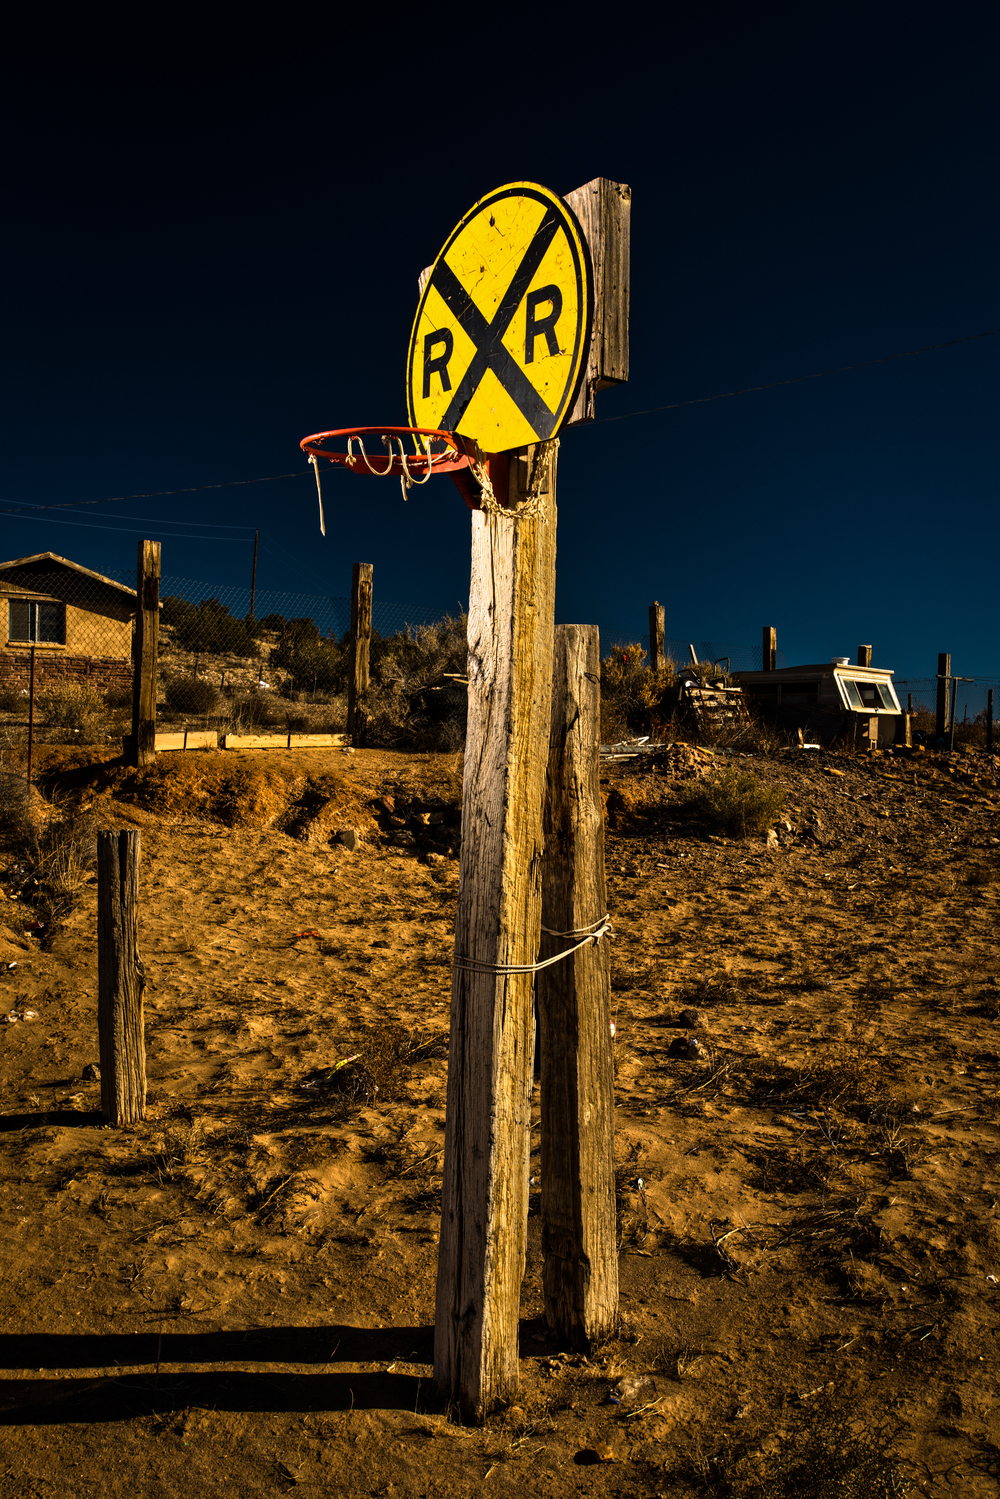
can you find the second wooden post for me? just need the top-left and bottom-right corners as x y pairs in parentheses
(97, 830), (146, 1127)
(538, 624), (618, 1349)
(347, 562), (373, 746)
(130, 540), (161, 768)
(434, 443), (557, 1417)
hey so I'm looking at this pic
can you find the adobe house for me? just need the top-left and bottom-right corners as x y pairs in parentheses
(0, 552), (135, 695)
(733, 648), (905, 747)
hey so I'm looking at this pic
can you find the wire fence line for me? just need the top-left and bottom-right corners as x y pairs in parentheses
(2, 552), (995, 771)
(893, 677), (1000, 724)
(602, 630), (787, 673)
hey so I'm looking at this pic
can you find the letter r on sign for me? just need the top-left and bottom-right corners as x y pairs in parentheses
(423, 329), (454, 397)
(524, 285), (562, 364)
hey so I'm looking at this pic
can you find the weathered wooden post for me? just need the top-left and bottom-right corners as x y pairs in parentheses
(434, 443), (557, 1414)
(857, 644), (872, 667)
(347, 562), (372, 746)
(763, 625), (777, 672)
(648, 602), (665, 675)
(97, 830), (146, 1126)
(987, 689), (994, 754)
(130, 540), (160, 768)
(538, 624), (617, 1349)
(936, 652), (951, 740)
(370, 174), (627, 1418)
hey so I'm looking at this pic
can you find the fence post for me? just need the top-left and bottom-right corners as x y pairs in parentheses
(987, 689), (994, 754)
(250, 530), (259, 620)
(434, 441), (557, 1417)
(347, 563), (373, 746)
(130, 540), (161, 768)
(857, 644), (872, 668)
(763, 626), (777, 672)
(538, 624), (617, 1350)
(936, 652), (951, 740)
(26, 645), (36, 786)
(97, 830), (146, 1126)
(648, 602), (664, 675)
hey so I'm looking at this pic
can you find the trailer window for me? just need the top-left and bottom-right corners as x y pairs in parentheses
(839, 677), (896, 711)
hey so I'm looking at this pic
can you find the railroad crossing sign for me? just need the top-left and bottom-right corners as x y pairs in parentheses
(407, 182), (593, 455)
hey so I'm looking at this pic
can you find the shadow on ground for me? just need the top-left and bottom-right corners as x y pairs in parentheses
(0, 1324), (438, 1423)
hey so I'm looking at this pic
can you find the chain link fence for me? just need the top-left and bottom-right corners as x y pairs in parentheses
(0, 556), (464, 764)
(2, 550), (995, 768)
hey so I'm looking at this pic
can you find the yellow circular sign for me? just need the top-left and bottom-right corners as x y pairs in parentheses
(407, 181), (592, 454)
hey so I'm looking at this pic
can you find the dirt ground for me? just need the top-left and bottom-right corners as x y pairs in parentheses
(1, 739), (998, 1497)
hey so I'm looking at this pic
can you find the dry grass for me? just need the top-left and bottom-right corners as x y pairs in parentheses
(693, 1392), (910, 1497)
(37, 682), (128, 745)
(674, 766), (785, 839)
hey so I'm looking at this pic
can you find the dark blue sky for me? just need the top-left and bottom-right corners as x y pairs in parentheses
(3, 7), (998, 680)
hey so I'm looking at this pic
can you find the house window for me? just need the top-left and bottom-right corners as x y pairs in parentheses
(838, 676), (897, 711)
(8, 599), (66, 644)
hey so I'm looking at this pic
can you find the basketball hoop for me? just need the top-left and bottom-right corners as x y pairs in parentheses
(299, 424), (501, 525)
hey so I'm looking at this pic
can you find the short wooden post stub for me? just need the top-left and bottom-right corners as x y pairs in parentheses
(538, 624), (618, 1350)
(936, 652), (951, 740)
(763, 626), (777, 672)
(648, 602), (665, 675)
(97, 830), (146, 1127)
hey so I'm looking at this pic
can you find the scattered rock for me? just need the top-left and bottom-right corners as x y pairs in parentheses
(677, 1008), (702, 1029)
(766, 828), (779, 848)
(22, 1009), (39, 1022)
(82, 1063), (101, 1081)
(336, 828), (359, 851)
(611, 1373), (654, 1407)
(667, 1036), (703, 1059)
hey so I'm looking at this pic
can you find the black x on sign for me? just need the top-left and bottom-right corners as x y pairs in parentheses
(407, 182), (592, 454)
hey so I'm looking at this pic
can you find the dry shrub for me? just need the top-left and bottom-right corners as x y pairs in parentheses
(675, 765), (784, 838)
(227, 691), (284, 731)
(165, 674), (219, 715)
(37, 682), (124, 744)
(600, 643), (677, 741)
(364, 616), (468, 751)
(319, 1022), (447, 1107)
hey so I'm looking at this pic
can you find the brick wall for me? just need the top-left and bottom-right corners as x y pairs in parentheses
(0, 652), (132, 695)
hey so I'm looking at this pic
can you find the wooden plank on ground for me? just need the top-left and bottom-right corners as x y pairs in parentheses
(287, 733), (349, 748)
(221, 732), (349, 750)
(155, 730), (220, 751)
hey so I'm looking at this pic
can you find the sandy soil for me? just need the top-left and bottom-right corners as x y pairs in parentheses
(0, 740), (998, 1497)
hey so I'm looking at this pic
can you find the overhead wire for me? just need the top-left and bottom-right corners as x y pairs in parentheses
(592, 323), (1000, 426)
(1, 319), (997, 536)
